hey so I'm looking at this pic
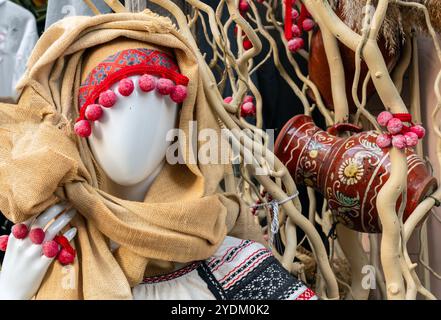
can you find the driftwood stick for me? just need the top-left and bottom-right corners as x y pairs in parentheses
(304, 0), (409, 300)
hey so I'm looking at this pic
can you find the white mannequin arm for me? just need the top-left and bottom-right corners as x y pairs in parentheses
(0, 203), (77, 300)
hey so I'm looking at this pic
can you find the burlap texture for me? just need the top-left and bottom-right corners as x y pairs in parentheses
(0, 11), (263, 299)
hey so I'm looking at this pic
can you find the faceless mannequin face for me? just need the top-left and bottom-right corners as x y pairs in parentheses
(88, 75), (178, 189)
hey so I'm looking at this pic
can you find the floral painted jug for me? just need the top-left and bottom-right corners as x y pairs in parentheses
(274, 115), (437, 233)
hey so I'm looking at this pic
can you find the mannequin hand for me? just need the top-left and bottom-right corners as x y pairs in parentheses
(0, 203), (77, 300)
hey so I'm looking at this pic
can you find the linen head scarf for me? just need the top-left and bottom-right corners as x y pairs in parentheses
(0, 10), (263, 299)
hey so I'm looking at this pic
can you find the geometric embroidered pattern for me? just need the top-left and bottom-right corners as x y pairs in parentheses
(225, 256), (313, 300)
(295, 288), (317, 300)
(77, 48), (189, 121)
(142, 261), (201, 284)
(139, 237), (316, 300)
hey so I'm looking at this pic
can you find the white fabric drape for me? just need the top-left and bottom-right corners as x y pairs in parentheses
(0, 0), (37, 103)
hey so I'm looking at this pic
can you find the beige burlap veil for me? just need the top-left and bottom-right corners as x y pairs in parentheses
(0, 11), (263, 299)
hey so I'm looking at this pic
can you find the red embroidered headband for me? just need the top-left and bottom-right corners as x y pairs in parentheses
(75, 48), (189, 137)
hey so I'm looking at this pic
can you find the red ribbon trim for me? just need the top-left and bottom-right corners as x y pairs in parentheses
(77, 64), (189, 122)
(392, 113), (415, 135)
(284, 0), (294, 40)
(297, 3), (309, 31)
(393, 113), (413, 123)
(54, 235), (76, 257)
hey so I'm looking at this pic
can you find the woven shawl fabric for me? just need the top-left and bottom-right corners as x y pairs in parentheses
(0, 11), (263, 299)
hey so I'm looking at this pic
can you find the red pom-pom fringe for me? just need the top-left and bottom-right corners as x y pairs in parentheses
(12, 223), (28, 240)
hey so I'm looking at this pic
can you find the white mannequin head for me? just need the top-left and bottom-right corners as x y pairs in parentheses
(88, 74), (178, 187)
(77, 39), (187, 200)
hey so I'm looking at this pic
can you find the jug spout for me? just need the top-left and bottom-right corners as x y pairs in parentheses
(275, 115), (339, 192)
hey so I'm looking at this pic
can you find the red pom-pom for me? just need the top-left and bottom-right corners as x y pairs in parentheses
(377, 111), (393, 127)
(376, 133), (392, 148)
(170, 85), (188, 103)
(29, 228), (45, 245)
(12, 223), (28, 239)
(0, 235), (9, 251)
(98, 90), (117, 108)
(241, 102), (256, 117)
(410, 125), (426, 139)
(288, 37), (304, 53)
(243, 95), (254, 103)
(42, 240), (59, 258)
(239, 0), (249, 12)
(387, 118), (403, 135)
(156, 78), (175, 95)
(58, 248), (75, 265)
(291, 25), (301, 37)
(243, 39), (253, 50)
(292, 9), (299, 20)
(224, 96), (233, 104)
(404, 132), (419, 147)
(302, 18), (315, 32)
(74, 120), (92, 137)
(85, 104), (103, 121)
(139, 74), (157, 92)
(392, 134), (407, 149)
(118, 78), (135, 96)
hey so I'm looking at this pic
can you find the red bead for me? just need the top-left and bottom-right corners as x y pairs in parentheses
(239, 0), (249, 12)
(98, 90), (117, 108)
(118, 78), (134, 96)
(74, 120), (92, 137)
(12, 223), (28, 239)
(288, 37), (304, 53)
(85, 104), (103, 121)
(302, 18), (315, 32)
(224, 96), (233, 104)
(156, 78), (175, 95)
(291, 25), (301, 38)
(410, 125), (426, 139)
(377, 111), (393, 127)
(58, 248), (75, 265)
(404, 132), (419, 147)
(392, 134), (407, 149)
(241, 102), (256, 117)
(139, 74), (157, 92)
(376, 133), (392, 148)
(29, 228), (45, 245)
(387, 118), (403, 135)
(292, 9), (299, 20)
(243, 95), (254, 103)
(0, 235), (9, 251)
(243, 39), (253, 50)
(170, 85), (188, 103)
(42, 240), (59, 258)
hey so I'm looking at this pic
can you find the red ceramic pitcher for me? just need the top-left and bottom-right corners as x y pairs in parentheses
(274, 115), (437, 233)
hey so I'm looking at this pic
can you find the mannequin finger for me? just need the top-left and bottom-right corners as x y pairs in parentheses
(33, 202), (68, 229)
(64, 227), (77, 242)
(44, 209), (76, 241)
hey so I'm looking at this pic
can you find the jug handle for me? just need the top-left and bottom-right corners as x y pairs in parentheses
(327, 123), (363, 136)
